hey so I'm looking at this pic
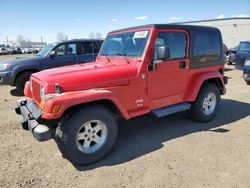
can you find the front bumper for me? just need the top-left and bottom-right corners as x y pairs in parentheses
(15, 99), (55, 142)
(0, 71), (13, 85)
(243, 66), (250, 82)
(243, 73), (250, 82)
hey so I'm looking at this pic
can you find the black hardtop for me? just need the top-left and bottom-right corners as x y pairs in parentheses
(109, 24), (224, 69)
(109, 24), (220, 34)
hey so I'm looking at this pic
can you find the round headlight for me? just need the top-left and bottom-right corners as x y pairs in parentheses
(40, 85), (45, 97)
(0, 63), (11, 70)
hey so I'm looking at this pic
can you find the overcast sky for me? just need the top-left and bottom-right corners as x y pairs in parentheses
(0, 0), (249, 43)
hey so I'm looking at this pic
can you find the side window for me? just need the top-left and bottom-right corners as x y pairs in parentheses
(93, 41), (103, 53)
(154, 32), (186, 60)
(193, 31), (221, 62)
(79, 42), (93, 55)
(54, 44), (66, 56)
(66, 43), (77, 55)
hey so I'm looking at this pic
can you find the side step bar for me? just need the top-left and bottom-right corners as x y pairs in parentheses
(152, 102), (191, 118)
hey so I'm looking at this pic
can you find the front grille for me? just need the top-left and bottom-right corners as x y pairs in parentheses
(32, 79), (41, 103)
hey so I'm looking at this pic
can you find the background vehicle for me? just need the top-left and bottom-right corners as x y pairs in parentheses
(0, 47), (8, 55)
(226, 45), (238, 65)
(243, 58), (250, 85)
(16, 24), (227, 165)
(0, 39), (104, 93)
(21, 48), (35, 54)
(6, 47), (15, 54)
(235, 41), (250, 70)
(13, 47), (22, 54)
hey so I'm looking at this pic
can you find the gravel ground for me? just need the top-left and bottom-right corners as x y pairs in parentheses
(0, 55), (249, 188)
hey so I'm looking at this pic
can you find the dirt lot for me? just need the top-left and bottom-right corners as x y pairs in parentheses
(0, 55), (249, 188)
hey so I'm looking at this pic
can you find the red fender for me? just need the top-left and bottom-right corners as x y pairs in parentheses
(42, 89), (130, 120)
(184, 71), (224, 102)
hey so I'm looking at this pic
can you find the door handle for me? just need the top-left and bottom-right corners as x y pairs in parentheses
(179, 61), (186, 69)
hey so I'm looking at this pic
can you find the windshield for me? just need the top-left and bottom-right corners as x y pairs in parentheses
(239, 42), (250, 51)
(100, 30), (150, 57)
(37, 43), (57, 57)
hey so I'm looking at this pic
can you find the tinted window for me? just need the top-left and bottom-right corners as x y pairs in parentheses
(193, 31), (221, 62)
(54, 44), (65, 56)
(154, 32), (186, 60)
(79, 42), (93, 54)
(66, 43), (77, 55)
(93, 41), (103, 53)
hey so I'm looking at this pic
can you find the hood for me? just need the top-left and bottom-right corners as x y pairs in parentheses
(0, 55), (41, 67)
(32, 58), (139, 93)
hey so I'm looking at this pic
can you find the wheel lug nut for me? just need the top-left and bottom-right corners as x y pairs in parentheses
(92, 135), (95, 139)
(92, 130), (95, 133)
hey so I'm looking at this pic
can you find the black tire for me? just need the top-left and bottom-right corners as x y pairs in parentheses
(55, 105), (118, 165)
(246, 81), (250, 85)
(189, 84), (220, 122)
(15, 71), (32, 94)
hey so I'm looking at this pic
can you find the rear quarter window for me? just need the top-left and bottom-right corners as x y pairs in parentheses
(193, 31), (221, 63)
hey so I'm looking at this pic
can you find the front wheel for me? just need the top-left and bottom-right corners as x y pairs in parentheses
(189, 84), (220, 122)
(15, 71), (32, 94)
(55, 105), (118, 165)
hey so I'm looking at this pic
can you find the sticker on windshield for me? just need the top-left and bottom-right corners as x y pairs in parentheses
(133, 31), (149, 38)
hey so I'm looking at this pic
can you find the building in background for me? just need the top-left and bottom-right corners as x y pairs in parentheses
(9, 41), (47, 48)
(181, 17), (250, 48)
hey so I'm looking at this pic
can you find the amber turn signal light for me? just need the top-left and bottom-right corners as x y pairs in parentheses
(52, 104), (62, 113)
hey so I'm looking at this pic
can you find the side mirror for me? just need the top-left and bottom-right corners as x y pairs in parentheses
(48, 50), (56, 58)
(156, 45), (170, 61)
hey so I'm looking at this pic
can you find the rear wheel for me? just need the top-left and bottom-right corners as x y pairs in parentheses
(15, 71), (32, 94)
(189, 84), (220, 122)
(55, 105), (118, 165)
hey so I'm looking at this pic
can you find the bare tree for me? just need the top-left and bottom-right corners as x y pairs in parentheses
(17, 35), (25, 42)
(95, 32), (102, 39)
(88, 32), (95, 38)
(88, 32), (103, 39)
(57, 32), (68, 42)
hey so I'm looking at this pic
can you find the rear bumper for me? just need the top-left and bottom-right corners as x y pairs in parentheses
(15, 99), (55, 142)
(0, 71), (13, 85)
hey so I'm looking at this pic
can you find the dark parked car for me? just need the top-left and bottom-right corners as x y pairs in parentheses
(243, 58), (250, 85)
(226, 45), (238, 65)
(0, 39), (103, 93)
(13, 47), (22, 54)
(235, 41), (250, 70)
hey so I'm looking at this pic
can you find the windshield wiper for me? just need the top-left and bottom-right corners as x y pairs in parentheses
(114, 53), (129, 64)
(115, 53), (126, 56)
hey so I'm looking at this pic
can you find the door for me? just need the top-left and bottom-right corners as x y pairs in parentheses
(147, 30), (189, 100)
(46, 42), (78, 68)
(77, 41), (95, 63)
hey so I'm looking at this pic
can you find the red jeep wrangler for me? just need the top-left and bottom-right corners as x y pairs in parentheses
(16, 24), (227, 165)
